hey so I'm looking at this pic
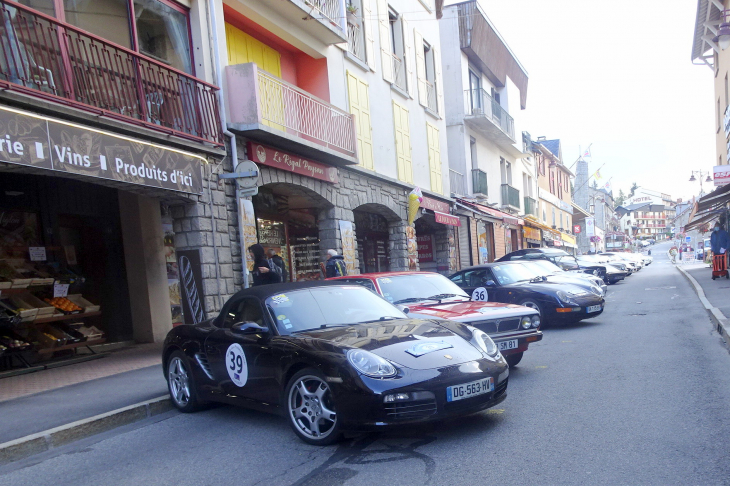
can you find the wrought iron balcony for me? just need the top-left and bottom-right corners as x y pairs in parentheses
(464, 89), (514, 141)
(472, 169), (488, 195)
(450, 169), (466, 196)
(271, 0), (347, 44)
(391, 53), (406, 92)
(426, 80), (437, 113)
(346, 19), (365, 61)
(501, 183), (520, 211)
(0, 0), (223, 146)
(226, 62), (358, 165)
(523, 196), (538, 217)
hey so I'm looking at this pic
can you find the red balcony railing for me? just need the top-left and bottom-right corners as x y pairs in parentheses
(0, 0), (222, 146)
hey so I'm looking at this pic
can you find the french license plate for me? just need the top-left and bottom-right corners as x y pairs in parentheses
(446, 377), (494, 402)
(587, 305), (602, 313)
(498, 339), (518, 351)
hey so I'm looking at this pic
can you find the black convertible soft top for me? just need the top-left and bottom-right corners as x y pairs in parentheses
(227, 280), (353, 301)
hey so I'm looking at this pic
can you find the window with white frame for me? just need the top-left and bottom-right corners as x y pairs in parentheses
(423, 41), (437, 113)
(388, 10), (406, 91)
(346, 0), (366, 62)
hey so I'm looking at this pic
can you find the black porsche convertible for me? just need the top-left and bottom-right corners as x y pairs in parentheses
(448, 262), (605, 326)
(163, 282), (509, 445)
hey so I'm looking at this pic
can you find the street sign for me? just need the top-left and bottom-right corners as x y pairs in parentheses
(686, 236), (691, 243)
(573, 225), (581, 234)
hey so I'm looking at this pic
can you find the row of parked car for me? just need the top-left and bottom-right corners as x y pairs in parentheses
(161, 247), (651, 445)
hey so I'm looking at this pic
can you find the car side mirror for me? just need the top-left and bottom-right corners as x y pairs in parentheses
(485, 280), (496, 287)
(231, 322), (269, 334)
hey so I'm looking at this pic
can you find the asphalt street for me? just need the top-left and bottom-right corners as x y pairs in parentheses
(3, 242), (730, 486)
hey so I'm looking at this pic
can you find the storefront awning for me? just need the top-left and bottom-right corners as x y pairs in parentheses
(684, 208), (721, 232)
(696, 183), (730, 213)
(434, 211), (461, 226)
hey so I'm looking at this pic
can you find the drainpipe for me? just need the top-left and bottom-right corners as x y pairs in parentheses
(208, 0), (248, 289)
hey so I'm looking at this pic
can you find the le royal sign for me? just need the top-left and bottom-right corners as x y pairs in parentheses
(248, 142), (339, 184)
(0, 105), (204, 194)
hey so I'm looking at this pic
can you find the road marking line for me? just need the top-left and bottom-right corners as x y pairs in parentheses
(485, 409), (505, 415)
(535, 366), (548, 369)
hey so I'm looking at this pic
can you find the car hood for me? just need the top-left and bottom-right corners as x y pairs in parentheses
(405, 300), (538, 322)
(296, 319), (484, 370)
(508, 280), (591, 296)
(542, 275), (597, 289)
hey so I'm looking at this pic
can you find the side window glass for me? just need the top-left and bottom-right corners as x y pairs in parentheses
(223, 298), (265, 328)
(463, 270), (486, 287)
(449, 273), (464, 285)
(338, 279), (376, 292)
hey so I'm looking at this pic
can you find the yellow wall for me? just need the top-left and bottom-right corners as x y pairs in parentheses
(225, 22), (282, 77)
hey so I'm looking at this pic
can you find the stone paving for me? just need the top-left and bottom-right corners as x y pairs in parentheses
(0, 343), (162, 403)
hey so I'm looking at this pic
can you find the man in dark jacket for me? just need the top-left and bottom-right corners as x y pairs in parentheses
(325, 249), (347, 277)
(267, 248), (288, 282)
(711, 222), (730, 255)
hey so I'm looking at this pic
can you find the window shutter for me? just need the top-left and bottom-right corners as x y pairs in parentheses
(377, 0), (393, 83)
(347, 71), (375, 170)
(433, 46), (443, 115)
(414, 29), (427, 106)
(427, 123), (442, 194)
(393, 101), (413, 183)
(402, 17), (414, 97)
(362, 0), (376, 71)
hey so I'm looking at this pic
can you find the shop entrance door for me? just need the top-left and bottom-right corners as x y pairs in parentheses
(358, 234), (389, 273)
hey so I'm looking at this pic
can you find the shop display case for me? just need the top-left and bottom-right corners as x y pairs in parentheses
(290, 236), (321, 281)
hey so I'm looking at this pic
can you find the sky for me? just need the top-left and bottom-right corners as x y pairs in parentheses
(478, 0), (717, 203)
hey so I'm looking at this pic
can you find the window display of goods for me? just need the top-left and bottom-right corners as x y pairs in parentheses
(0, 297), (39, 321)
(76, 325), (104, 340)
(44, 297), (83, 314)
(0, 332), (31, 351)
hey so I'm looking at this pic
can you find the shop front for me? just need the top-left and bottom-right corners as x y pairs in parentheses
(0, 105), (218, 372)
(523, 225), (543, 248)
(414, 197), (459, 274)
(239, 141), (451, 279)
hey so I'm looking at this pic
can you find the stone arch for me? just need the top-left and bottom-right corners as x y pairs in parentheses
(353, 202), (409, 272)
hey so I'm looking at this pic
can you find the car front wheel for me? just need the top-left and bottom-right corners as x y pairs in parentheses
(505, 352), (523, 367)
(285, 368), (342, 446)
(167, 351), (205, 413)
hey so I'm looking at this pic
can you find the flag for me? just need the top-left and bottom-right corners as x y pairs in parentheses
(583, 147), (591, 158)
(604, 180), (612, 192)
(594, 169), (602, 180)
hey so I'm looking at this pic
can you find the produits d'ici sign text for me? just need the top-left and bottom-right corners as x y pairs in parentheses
(0, 106), (204, 194)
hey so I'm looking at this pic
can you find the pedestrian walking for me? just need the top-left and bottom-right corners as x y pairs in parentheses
(325, 249), (348, 277)
(267, 248), (288, 282)
(248, 243), (281, 286)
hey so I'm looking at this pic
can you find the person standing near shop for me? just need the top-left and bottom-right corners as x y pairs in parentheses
(711, 222), (730, 260)
(267, 248), (288, 282)
(325, 249), (348, 277)
(248, 244), (281, 286)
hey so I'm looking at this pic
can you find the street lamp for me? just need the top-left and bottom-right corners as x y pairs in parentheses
(689, 170), (713, 195)
(714, 10), (730, 50)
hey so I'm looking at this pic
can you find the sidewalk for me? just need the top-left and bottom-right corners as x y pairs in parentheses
(677, 262), (730, 348)
(0, 343), (170, 463)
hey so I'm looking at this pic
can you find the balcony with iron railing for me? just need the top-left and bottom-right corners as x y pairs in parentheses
(226, 62), (358, 165)
(472, 169), (488, 196)
(272, 0), (347, 44)
(464, 88), (515, 149)
(425, 80), (437, 114)
(450, 169), (466, 196)
(346, 19), (365, 61)
(0, 0), (223, 147)
(501, 183), (519, 211)
(391, 53), (406, 92)
(524, 196), (538, 217)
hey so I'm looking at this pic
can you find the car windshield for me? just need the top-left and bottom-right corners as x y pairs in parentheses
(529, 260), (564, 274)
(490, 264), (536, 285)
(376, 274), (469, 304)
(265, 286), (406, 334)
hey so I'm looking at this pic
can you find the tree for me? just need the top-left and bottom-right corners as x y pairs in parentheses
(628, 183), (638, 199)
(614, 189), (627, 207)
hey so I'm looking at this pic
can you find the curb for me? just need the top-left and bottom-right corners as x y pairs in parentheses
(676, 265), (730, 349)
(0, 396), (172, 465)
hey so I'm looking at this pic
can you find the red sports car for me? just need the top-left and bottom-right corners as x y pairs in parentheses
(328, 272), (542, 367)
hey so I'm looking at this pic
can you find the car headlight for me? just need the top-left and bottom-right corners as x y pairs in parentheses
(531, 315), (541, 328)
(520, 316), (532, 330)
(472, 329), (499, 357)
(556, 290), (578, 306)
(347, 349), (397, 378)
(590, 285), (603, 296)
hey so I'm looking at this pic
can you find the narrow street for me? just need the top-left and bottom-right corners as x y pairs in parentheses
(3, 242), (730, 486)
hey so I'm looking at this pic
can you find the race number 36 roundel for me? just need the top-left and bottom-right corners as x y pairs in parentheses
(472, 287), (488, 301)
(226, 343), (248, 387)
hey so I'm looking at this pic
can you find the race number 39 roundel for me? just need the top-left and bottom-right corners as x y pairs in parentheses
(472, 287), (488, 301)
(226, 343), (248, 387)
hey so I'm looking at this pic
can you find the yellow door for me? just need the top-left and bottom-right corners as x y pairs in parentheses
(426, 123), (442, 194)
(347, 72), (374, 170)
(225, 22), (284, 130)
(392, 101), (413, 183)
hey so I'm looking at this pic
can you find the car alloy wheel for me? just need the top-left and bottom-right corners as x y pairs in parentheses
(166, 351), (205, 413)
(286, 369), (341, 445)
(168, 356), (191, 407)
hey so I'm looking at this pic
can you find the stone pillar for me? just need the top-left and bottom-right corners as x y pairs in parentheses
(118, 192), (171, 343)
(389, 220), (410, 271)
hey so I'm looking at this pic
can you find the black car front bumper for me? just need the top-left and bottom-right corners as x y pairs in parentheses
(546, 297), (605, 324)
(332, 358), (509, 429)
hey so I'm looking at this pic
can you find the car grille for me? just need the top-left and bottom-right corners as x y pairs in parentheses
(494, 378), (508, 399)
(470, 318), (521, 334)
(384, 399), (438, 420)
